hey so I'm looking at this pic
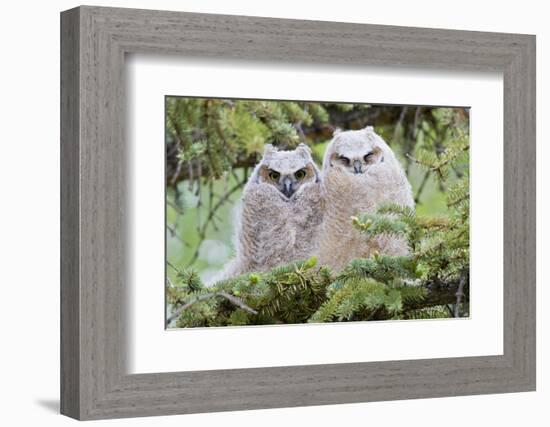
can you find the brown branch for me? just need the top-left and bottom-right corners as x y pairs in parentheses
(167, 200), (184, 215)
(403, 276), (469, 313)
(454, 272), (468, 317)
(185, 178), (246, 268)
(166, 155), (258, 185)
(414, 170), (431, 204)
(167, 291), (258, 326)
(392, 106), (408, 143)
(217, 291), (258, 314)
(405, 106), (422, 175)
(166, 224), (189, 247)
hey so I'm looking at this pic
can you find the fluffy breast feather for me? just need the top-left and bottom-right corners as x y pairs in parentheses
(318, 134), (414, 271)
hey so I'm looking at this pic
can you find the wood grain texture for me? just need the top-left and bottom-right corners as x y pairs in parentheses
(60, 5), (536, 420)
(60, 7), (80, 419)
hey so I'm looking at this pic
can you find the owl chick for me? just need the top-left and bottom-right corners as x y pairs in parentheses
(318, 126), (414, 271)
(216, 143), (324, 281)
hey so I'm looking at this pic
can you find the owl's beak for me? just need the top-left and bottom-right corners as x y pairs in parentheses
(353, 160), (362, 174)
(282, 177), (294, 197)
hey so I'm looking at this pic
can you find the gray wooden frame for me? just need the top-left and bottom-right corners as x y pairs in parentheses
(60, 5), (536, 420)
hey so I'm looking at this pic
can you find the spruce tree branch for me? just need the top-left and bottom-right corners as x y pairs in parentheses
(217, 291), (259, 315)
(167, 293), (217, 325)
(167, 291), (258, 326)
(406, 143), (469, 177)
(403, 277), (469, 314)
(447, 192), (470, 208)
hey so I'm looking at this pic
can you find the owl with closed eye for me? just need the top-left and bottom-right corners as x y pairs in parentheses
(317, 126), (414, 271)
(215, 143), (324, 281)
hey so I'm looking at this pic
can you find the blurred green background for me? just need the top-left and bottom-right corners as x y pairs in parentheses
(166, 99), (469, 284)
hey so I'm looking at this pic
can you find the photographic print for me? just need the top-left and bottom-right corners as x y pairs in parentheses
(165, 98), (470, 328)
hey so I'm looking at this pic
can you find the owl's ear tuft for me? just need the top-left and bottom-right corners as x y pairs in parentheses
(362, 125), (377, 142)
(362, 125), (374, 133)
(263, 144), (277, 158)
(294, 142), (311, 158)
(295, 143), (312, 159)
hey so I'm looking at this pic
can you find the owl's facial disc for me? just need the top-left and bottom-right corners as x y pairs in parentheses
(333, 147), (381, 175)
(265, 166), (311, 199)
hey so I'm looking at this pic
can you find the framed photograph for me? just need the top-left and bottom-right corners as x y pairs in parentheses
(61, 6), (536, 420)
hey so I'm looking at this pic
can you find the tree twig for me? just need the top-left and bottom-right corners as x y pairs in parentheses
(185, 177), (246, 268)
(167, 261), (181, 274)
(414, 170), (431, 204)
(217, 291), (258, 314)
(454, 272), (467, 317)
(392, 106), (408, 145)
(403, 277), (469, 313)
(167, 291), (258, 326)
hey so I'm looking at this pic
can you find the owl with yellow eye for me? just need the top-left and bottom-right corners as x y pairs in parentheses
(215, 143), (324, 281)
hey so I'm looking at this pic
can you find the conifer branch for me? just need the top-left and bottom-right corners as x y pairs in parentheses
(165, 103), (471, 327)
(167, 291), (258, 326)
